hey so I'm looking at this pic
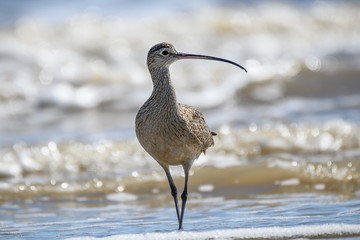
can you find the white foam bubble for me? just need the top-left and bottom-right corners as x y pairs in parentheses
(277, 178), (300, 186)
(313, 183), (326, 190)
(106, 193), (137, 202)
(67, 224), (360, 240)
(198, 184), (215, 192)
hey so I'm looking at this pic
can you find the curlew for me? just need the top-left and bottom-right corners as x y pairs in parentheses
(135, 42), (247, 230)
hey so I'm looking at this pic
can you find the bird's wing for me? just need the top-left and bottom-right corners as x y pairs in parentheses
(178, 103), (215, 150)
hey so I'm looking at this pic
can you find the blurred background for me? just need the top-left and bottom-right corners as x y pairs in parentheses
(0, 0), (360, 238)
(1, 0), (359, 145)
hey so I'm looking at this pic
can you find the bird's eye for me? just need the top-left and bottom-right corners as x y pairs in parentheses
(162, 50), (169, 56)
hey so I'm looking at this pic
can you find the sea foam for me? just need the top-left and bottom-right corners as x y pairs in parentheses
(68, 224), (360, 240)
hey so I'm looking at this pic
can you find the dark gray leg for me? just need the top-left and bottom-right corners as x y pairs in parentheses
(162, 166), (181, 224)
(179, 163), (191, 230)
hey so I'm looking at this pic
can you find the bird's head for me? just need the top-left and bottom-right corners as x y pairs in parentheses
(147, 42), (179, 70)
(147, 42), (247, 72)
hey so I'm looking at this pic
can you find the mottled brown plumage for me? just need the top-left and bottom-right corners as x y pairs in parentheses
(135, 42), (246, 230)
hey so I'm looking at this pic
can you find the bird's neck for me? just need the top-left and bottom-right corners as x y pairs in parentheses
(149, 67), (178, 108)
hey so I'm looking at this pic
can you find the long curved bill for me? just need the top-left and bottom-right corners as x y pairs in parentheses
(176, 53), (247, 72)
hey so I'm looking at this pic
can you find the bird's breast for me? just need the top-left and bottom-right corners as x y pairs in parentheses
(135, 105), (201, 166)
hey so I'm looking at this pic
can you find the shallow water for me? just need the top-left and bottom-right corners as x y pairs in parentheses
(1, 0), (360, 239)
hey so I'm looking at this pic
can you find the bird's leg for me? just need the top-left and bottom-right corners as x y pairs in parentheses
(179, 163), (191, 230)
(162, 165), (181, 224)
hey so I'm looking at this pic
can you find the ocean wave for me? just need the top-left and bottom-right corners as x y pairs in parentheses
(0, 1), (359, 114)
(67, 224), (360, 240)
(0, 121), (358, 199)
